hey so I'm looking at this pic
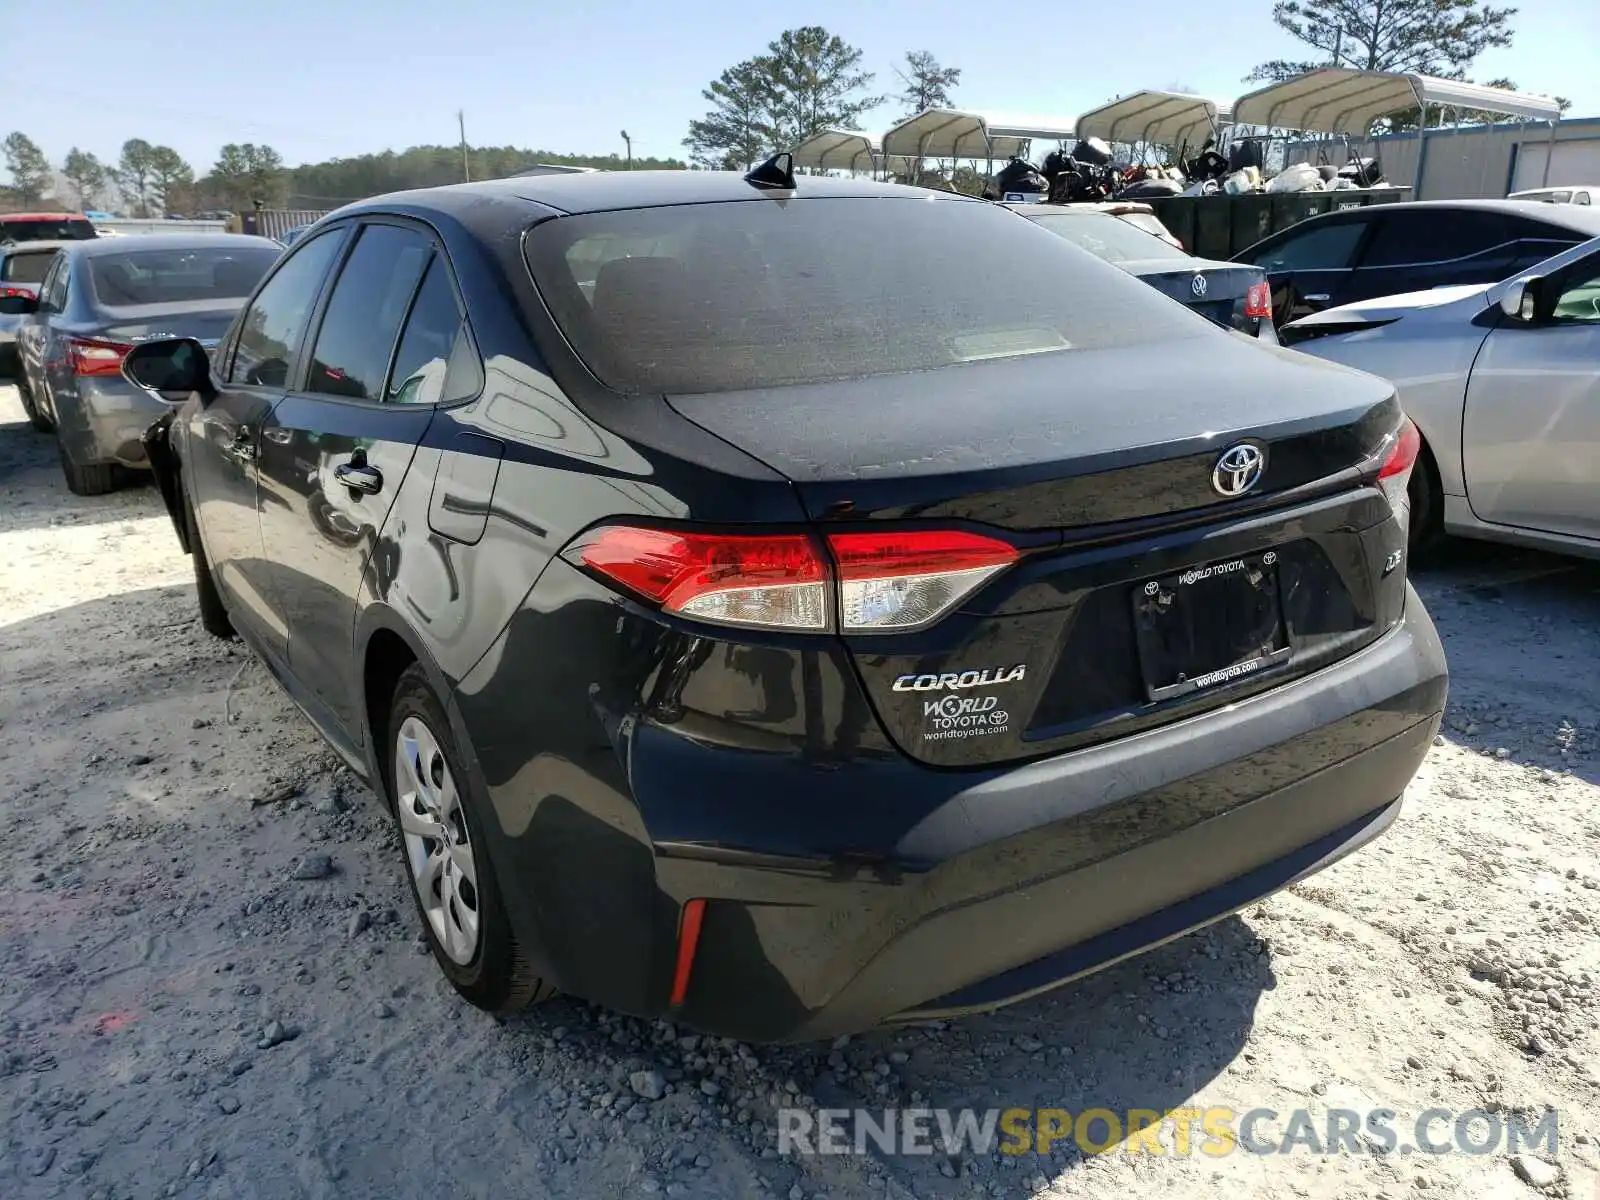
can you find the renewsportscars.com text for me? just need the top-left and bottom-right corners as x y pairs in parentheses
(777, 1106), (1560, 1159)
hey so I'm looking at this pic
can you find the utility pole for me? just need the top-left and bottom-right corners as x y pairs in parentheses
(458, 110), (470, 182)
(620, 130), (633, 170)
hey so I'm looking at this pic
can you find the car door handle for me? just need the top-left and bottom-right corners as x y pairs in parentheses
(1303, 293), (1332, 303)
(262, 427), (293, 445)
(334, 462), (383, 495)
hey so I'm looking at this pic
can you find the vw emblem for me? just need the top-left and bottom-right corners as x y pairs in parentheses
(1212, 443), (1266, 497)
(1191, 274), (1208, 298)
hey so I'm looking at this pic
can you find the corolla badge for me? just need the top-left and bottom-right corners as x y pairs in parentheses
(1191, 274), (1208, 297)
(1212, 443), (1266, 497)
(893, 665), (1026, 692)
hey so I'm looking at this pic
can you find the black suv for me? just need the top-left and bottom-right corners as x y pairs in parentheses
(1234, 199), (1600, 325)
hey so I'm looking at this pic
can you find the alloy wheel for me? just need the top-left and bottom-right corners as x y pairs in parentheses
(394, 715), (480, 964)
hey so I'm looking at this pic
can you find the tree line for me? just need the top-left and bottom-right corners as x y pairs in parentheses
(682, 2), (1562, 171)
(0, 136), (688, 217)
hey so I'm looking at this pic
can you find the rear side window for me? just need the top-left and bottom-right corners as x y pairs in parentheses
(525, 197), (1198, 394)
(386, 256), (480, 405)
(305, 223), (434, 401)
(230, 229), (344, 388)
(87, 246), (279, 307)
(1360, 210), (1516, 267)
(1, 250), (56, 285)
(1243, 219), (1366, 271)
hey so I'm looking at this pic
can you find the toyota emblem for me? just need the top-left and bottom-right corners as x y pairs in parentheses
(1212, 443), (1266, 497)
(1191, 274), (1208, 298)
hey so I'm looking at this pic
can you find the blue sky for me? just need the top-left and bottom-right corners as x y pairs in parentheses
(9, 0), (1599, 176)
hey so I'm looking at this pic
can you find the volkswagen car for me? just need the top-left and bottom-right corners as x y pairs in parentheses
(121, 166), (1447, 1042)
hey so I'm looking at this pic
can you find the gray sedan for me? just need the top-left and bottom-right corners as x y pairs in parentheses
(1282, 236), (1600, 559)
(4, 233), (281, 494)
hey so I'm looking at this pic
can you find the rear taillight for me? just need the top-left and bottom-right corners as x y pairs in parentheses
(67, 337), (133, 377)
(1376, 417), (1422, 524)
(0, 285), (36, 299)
(828, 530), (1018, 631)
(1244, 281), (1273, 320)
(563, 524), (1020, 633)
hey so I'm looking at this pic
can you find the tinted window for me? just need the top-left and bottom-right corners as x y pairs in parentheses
(1361, 210), (1518, 267)
(1023, 211), (1189, 264)
(386, 256), (479, 405)
(0, 217), (96, 242)
(1552, 266), (1600, 323)
(39, 257), (68, 312)
(1244, 219), (1367, 271)
(87, 245), (279, 307)
(305, 224), (433, 401)
(1, 249), (57, 285)
(230, 229), (344, 388)
(525, 197), (1198, 395)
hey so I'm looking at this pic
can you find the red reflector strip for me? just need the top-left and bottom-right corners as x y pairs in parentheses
(669, 898), (706, 1007)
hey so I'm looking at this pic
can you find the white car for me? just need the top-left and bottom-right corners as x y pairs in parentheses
(1508, 185), (1596, 206)
(1281, 236), (1600, 560)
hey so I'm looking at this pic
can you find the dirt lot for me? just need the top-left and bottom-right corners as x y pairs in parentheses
(1, 382), (1597, 1200)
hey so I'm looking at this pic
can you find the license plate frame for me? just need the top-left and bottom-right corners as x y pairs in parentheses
(1131, 551), (1291, 703)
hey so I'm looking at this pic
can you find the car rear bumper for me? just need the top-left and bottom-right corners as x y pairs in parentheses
(470, 580), (1446, 1043)
(57, 376), (166, 468)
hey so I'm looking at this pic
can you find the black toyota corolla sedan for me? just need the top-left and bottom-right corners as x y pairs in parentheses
(123, 164), (1447, 1043)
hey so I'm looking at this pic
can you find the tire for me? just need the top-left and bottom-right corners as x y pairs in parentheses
(183, 496), (234, 638)
(1406, 443), (1445, 562)
(16, 374), (52, 433)
(383, 664), (554, 1014)
(57, 436), (123, 496)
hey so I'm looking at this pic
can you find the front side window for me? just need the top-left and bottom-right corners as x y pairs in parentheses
(525, 196), (1199, 395)
(229, 229), (344, 388)
(305, 223), (433, 401)
(1551, 267), (1600, 323)
(1244, 220), (1367, 272)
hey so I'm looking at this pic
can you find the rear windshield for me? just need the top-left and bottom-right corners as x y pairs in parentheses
(524, 196), (1198, 394)
(88, 245), (280, 307)
(1024, 211), (1188, 264)
(0, 217), (96, 242)
(1, 249), (57, 284)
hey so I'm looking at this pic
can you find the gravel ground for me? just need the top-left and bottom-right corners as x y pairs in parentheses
(1, 382), (1597, 1200)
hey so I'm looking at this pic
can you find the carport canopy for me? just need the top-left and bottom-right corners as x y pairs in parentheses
(1231, 67), (1563, 135)
(789, 128), (880, 172)
(1074, 91), (1232, 147)
(880, 108), (1029, 161)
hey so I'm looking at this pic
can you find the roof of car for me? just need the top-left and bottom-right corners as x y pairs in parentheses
(58, 233), (282, 257)
(351, 170), (974, 218)
(1335, 197), (1600, 233)
(0, 212), (88, 222)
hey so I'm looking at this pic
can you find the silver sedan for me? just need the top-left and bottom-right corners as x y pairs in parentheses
(1281, 236), (1600, 560)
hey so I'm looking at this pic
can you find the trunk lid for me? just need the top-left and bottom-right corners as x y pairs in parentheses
(1128, 260), (1267, 334)
(97, 300), (243, 347)
(669, 334), (1406, 768)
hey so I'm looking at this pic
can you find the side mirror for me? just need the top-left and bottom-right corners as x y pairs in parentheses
(1499, 275), (1551, 323)
(122, 337), (215, 404)
(0, 293), (38, 316)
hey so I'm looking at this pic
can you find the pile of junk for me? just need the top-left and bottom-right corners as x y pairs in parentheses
(982, 136), (1390, 204)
